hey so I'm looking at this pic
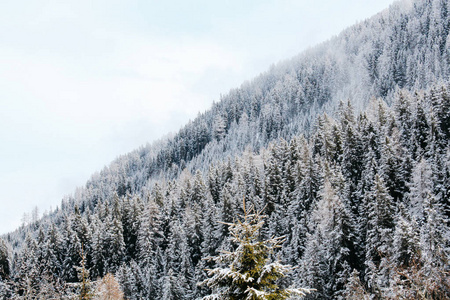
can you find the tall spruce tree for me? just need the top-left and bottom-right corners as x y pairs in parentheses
(199, 199), (312, 299)
(0, 239), (10, 281)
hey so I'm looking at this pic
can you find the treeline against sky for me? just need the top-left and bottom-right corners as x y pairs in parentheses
(1, 0), (450, 298)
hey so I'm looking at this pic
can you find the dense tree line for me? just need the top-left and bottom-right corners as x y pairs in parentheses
(1, 0), (450, 298)
(1, 83), (449, 299)
(5, 0), (444, 215)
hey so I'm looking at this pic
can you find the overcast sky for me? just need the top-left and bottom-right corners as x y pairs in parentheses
(0, 0), (395, 234)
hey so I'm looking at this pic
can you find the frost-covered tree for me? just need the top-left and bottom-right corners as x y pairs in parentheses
(76, 246), (95, 300)
(299, 175), (354, 300)
(364, 173), (395, 295)
(0, 239), (10, 281)
(200, 199), (312, 299)
(343, 269), (369, 300)
(117, 259), (146, 300)
(392, 204), (421, 269)
(213, 115), (227, 141)
(161, 268), (185, 300)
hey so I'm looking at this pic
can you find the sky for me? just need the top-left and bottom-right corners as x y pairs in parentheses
(0, 0), (395, 234)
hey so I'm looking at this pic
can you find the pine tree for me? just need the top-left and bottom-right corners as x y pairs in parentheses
(121, 195), (143, 261)
(408, 158), (434, 224)
(343, 269), (369, 300)
(98, 196), (126, 275)
(392, 204), (421, 269)
(161, 268), (185, 300)
(15, 234), (41, 297)
(76, 246), (94, 300)
(299, 176), (354, 299)
(137, 199), (162, 267)
(44, 223), (64, 279)
(117, 259), (146, 300)
(0, 238), (12, 300)
(364, 173), (395, 295)
(0, 239), (10, 281)
(199, 199), (312, 299)
(63, 215), (83, 282)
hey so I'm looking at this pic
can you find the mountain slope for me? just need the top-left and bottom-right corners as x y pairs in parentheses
(1, 0), (450, 299)
(81, 0), (450, 207)
(50, 0), (446, 209)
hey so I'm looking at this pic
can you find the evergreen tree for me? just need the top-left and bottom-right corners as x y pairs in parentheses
(0, 239), (10, 281)
(76, 246), (94, 300)
(160, 268), (185, 300)
(117, 259), (146, 300)
(299, 177), (353, 299)
(137, 199), (162, 267)
(62, 215), (83, 282)
(200, 199), (312, 299)
(122, 195), (143, 261)
(45, 223), (64, 279)
(98, 196), (126, 274)
(408, 158), (434, 224)
(392, 204), (421, 269)
(343, 270), (369, 300)
(15, 234), (41, 296)
(364, 173), (395, 295)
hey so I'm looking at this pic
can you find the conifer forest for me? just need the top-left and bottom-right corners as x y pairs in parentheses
(1, 0), (450, 299)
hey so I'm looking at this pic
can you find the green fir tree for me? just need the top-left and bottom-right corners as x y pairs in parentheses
(199, 199), (312, 300)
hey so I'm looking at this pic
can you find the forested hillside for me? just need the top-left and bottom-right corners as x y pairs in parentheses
(1, 0), (450, 299)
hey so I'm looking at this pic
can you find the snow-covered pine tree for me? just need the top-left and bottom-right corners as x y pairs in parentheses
(299, 174), (354, 299)
(76, 245), (94, 300)
(117, 259), (146, 300)
(0, 239), (10, 281)
(199, 199), (312, 299)
(161, 268), (185, 300)
(0, 238), (11, 300)
(364, 173), (395, 295)
(343, 269), (369, 300)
